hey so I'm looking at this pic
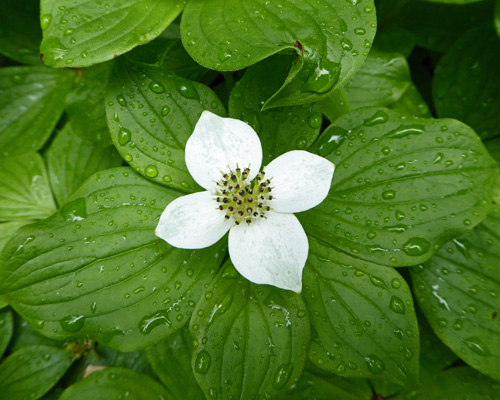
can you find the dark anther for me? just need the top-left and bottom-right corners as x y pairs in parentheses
(235, 221), (240, 225)
(225, 215), (230, 220)
(259, 188), (264, 193)
(237, 200), (242, 205)
(233, 196), (237, 201)
(268, 187), (272, 192)
(258, 203), (263, 208)
(223, 173), (228, 178)
(253, 212), (258, 217)
(266, 206), (270, 211)
(238, 211), (243, 216)
(248, 189), (253, 194)
(235, 184), (240, 189)
(231, 174), (236, 181)
(223, 181), (228, 186)
(239, 190), (245, 196)
(216, 197), (220, 202)
(222, 190), (227, 195)
(248, 198), (253, 202)
(246, 219), (251, 224)
(229, 206), (234, 211)
(223, 198), (228, 203)
(247, 208), (253, 213)
(260, 195), (264, 200)
(219, 205), (224, 210)
(268, 195), (273, 200)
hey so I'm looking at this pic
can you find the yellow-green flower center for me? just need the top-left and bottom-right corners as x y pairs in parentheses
(215, 166), (273, 225)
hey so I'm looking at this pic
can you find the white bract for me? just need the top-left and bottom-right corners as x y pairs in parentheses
(155, 111), (335, 292)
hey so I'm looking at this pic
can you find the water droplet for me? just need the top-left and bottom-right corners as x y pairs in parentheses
(464, 337), (490, 356)
(341, 38), (353, 51)
(402, 237), (431, 256)
(382, 190), (396, 200)
(308, 112), (322, 129)
(149, 81), (165, 94)
(145, 165), (158, 178)
(387, 124), (424, 138)
(364, 110), (389, 126)
(232, 89), (242, 100)
(391, 278), (401, 289)
(354, 27), (366, 35)
(116, 95), (127, 107)
(41, 14), (52, 30)
(301, 63), (340, 94)
(60, 315), (86, 332)
(61, 198), (87, 222)
(161, 105), (170, 116)
(118, 127), (131, 145)
(314, 126), (348, 156)
(138, 310), (171, 334)
(390, 296), (405, 314)
(194, 349), (212, 374)
(218, 49), (232, 62)
(364, 354), (385, 374)
(176, 80), (199, 99)
(296, 137), (307, 149)
(272, 363), (293, 390)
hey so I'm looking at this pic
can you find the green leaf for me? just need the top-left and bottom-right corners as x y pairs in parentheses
(318, 89), (350, 123)
(0, 66), (75, 156)
(0, 0), (42, 64)
(411, 206), (500, 381)
(373, 27), (417, 58)
(388, 84), (432, 118)
(303, 107), (498, 266)
(0, 221), (35, 253)
(40, 0), (187, 68)
(418, 0), (486, 3)
(433, 25), (500, 140)
(389, 1), (492, 52)
(0, 345), (72, 400)
(106, 58), (225, 192)
(190, 262), (310, 400)
(47, 123), (122, 207)
(59, 367), (173, 400)
(280, 372), (372, 400)
(147, 326), (205, 400)
(181, 0), (377, 108)
(484, 138), (500, 204)
(304, 238), (419, 385)
(65, 62), (114, 144)
(0, 308), (13, 358)
(0, 167), (226, 351)
(228, 56), (322, 165)
(496, 0), (500, 37)
(0, 153), (56, 221)
(343, 50), (411, 109)
(391, 366), (500, 400)
(8, 314), (63, 353)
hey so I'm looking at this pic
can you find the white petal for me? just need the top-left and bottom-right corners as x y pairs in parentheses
(155, 191), (231, 249)
(265, 150), (335, 213)
(185, 111), (263, 190)
(228, 212), (308, 292)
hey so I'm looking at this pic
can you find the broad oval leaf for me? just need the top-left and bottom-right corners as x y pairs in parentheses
(106, 58), (225, 192)
(0, 66), (75, 156)
(8, 314), (63, 353)
(181, 0), (377, 108)
(0, 308), (13, 358)
(0, 153), (56, 221)
(40, 0), (186, 68)
(190, 262), (310, 400)
(0, 221), (35, 253)
(411, 206), (500, 381)
(343, 50), (411, 109)
(147, 326), (204, 400)
(302, 107), (498, 266)
(304, 238), (419, 385)
(47, 123), (122, 206)
(0, 0), (42, 64)
(0, 345), (72, 400)
(228, 55), (322, 165)
(388, 84), (432, 119)
(433, 24), (500, 140)
(59, 367), (173, 400)
(0, 167), (226, 351)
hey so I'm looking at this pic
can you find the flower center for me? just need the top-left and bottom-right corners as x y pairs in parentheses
(214, 166), (273, 225)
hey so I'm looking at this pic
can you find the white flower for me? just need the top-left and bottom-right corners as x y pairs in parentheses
(155, 111), (335, 292)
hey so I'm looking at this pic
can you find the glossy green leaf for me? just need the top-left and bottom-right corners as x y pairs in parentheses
(47, 123), (122, 206)
(373, 27), (417, 58)
(484, 138), (500, 204)
(8, 314), (63, 353)
(411, 206), (500, 381)
(280, 372), (372, 400)
(0, 167), (226, 351)
(0, 308), (13, 358)
(0, 221), (34, 253)
(65, 63), (113, 144)
(389, 84), (432, 118)
(392, 366), (500, 400)
(106, 59), (225, 192)
(304, 238), (419, 385)
(0, 0), (42, 64)
(302, 107), (498, 266)
(0, 345), (72, 400)
(40, 0), (186, 68)
(147, 326), (204, 400)
(228, 56), (322, 165)
(0, 66), (75, 157)
(59, 367), (173, 400)
(318, 88), (350, 123)
(390, 1), (492, 52)
(343, 50), (411, 109)
(190, 262), (310, 400)
(181, 0), (377, 108)
(433, 25), (500, 140)
(0, 153), (56, 221)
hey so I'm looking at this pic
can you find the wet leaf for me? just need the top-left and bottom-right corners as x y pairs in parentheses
(106, 58), (225, 192)
(0, 168), (226, 351)
(302, 107), (498, 266)
(304, 238), (419, 385)
(0, 308), (13, 358)
(412, 206), (500, 381)
(181, 0), (376, 108)
(190, 262), (310, 400)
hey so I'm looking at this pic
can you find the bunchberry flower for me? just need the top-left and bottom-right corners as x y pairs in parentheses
(155, 111), (335, 292)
